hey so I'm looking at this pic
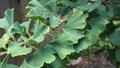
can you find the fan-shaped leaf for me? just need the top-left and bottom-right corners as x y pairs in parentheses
(8, 43), (32, 57)
(62, 10), (88, 43)
(46, 33), (75, 59)
(28, 46), (55, 67)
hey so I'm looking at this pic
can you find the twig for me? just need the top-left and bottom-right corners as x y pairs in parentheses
(0, 51), (7, 56)
(18, 36), (33, 46)
(0, 36), (34, 56)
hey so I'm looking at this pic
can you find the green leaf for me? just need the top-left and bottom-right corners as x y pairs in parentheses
(21, 20), (31, 33)
(46, 0), (57, 13)
(49, 15), (60, 28)
(115, 47), (120, 62)
(51, 56), (66, 68)
(0, 9), (14, 30)
(97, 5), (113, 20)
(26, 0), (48, 19)
(77, 0), (101, 12)
(28, 46), (55, 67)
(75, 38), (90, 53)
(109, 28), (120, 46)
(8, 43), (32, 57)
(0, 62), (18, 68)
(5, 9), (14, 25)
(62, 10), (88, 43)
(75, 17), (109, 52)
(27, 0), (60, 28)
(0, 39), (5, 48)
(0, 33), (11, 48)
(46, 33), (75, 59)
(33, 20), (50, 43)
(89, 17), (109, 33)
(76, 0), (88, 5)
(20, 60), (39, 68)
(11, 22), (24, 34)
(110, 0), (120, 3)
(110, 0), (120, 18)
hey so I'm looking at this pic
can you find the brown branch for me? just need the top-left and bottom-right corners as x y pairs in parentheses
(0, 51), (7, 56)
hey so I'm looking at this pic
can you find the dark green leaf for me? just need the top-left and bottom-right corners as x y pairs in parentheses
(109, 28), (120, 46)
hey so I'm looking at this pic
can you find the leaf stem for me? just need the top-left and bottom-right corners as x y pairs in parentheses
(0, 54), (9, 68)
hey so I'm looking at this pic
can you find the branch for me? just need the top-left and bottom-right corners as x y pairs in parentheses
(0, 36), (33, 56)
(0, 51), (7, 56)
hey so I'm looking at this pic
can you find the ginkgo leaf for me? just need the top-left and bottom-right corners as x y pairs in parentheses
(0, 62), (18, 68)
(0, 33), (10, 49)
(109, 28), (120, 46)
(28, 46), (55, 67)
(8, 43), (32, 57)
(21, 20), (31, 33)
(46, 33), (75, 59)
(75, 17), (109, 52)
(32, 20), (50, 43)
(77, 0), (101, 12)
(62, 10), (88, 43)
(0, 39), (5, 48)
(0, 9), (14, 30)
(11, 22), (24, 34)
(20, 60), (39, 68)
(26, 0), (60, 28)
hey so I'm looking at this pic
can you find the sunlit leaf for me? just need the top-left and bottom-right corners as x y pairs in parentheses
(8, 43), (32, 57)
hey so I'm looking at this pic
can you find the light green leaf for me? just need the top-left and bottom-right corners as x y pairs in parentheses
(62, 10), (88, 43)
(8, 43), (32, 57)
(0, 9), (14, 30)
(46, 33), (75, 59)
(75, 38), (91, 52)
(77, 0), (101, 12)
(5, 9), (14, 25)
(49, 15), (60, 28)
(21, 20), (31, 33)
(0, 39), (5, 48)
(0, 62), (18, 68)
(33, 20), (50, 42)
(46, 0), (57, 13)
(0, 33), (10, 49)
(28, 46), (55, 67)
(20, 60), (39, 68)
